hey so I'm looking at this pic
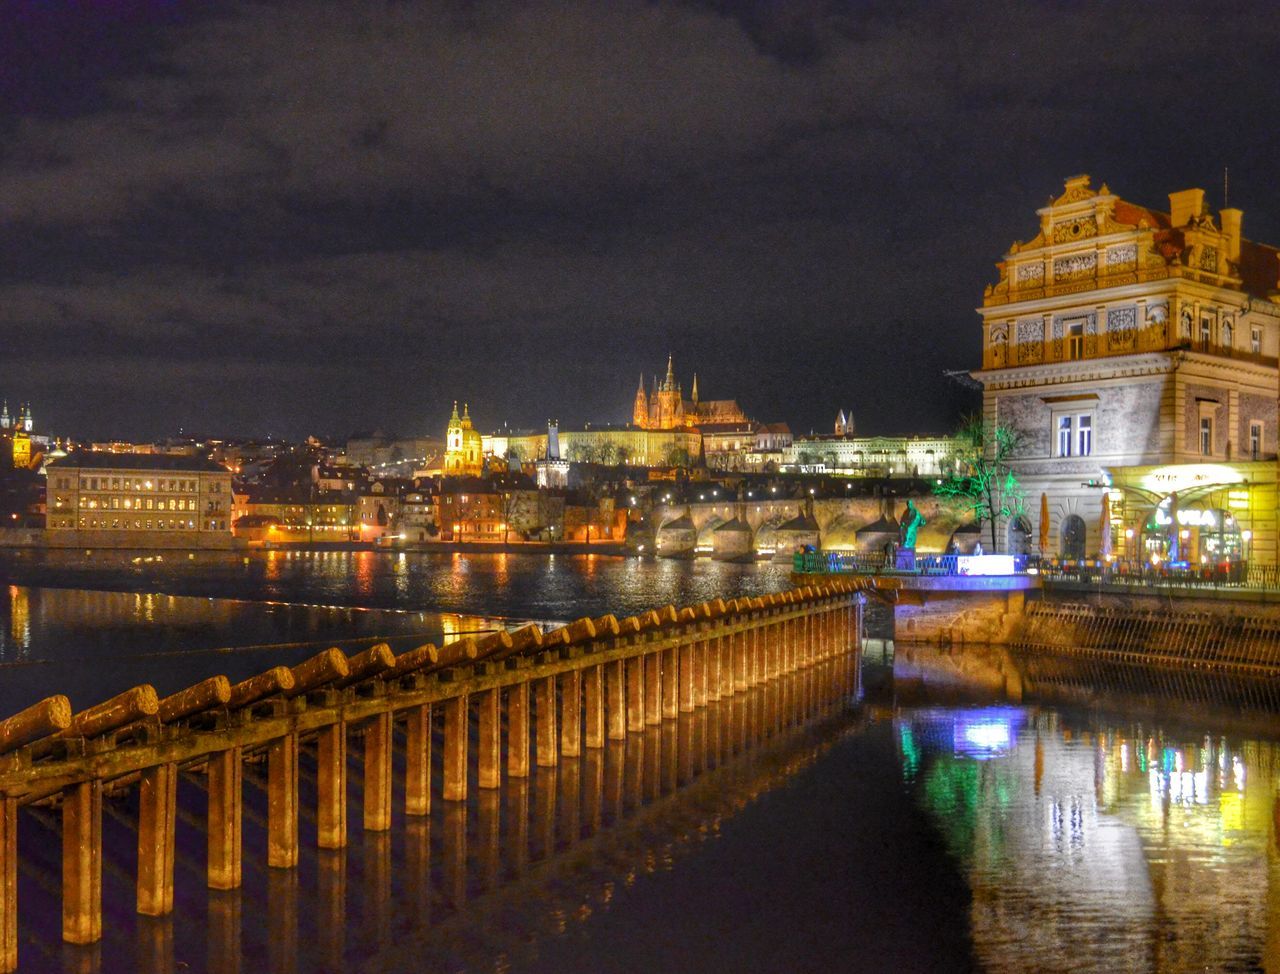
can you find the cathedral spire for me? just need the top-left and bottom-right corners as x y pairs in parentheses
(664, 354), (675, 390)
(691, 372), (699, 404)
(450, 400), (461, 425)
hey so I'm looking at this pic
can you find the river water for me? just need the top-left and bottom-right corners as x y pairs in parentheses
(0, 550), (1276, 974)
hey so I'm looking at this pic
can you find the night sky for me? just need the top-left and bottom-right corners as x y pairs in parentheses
(3, 1), (1279, 442)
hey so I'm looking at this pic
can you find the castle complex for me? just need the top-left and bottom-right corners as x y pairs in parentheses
(632, 356), (750, 430)
(974, 175), (1280, 564)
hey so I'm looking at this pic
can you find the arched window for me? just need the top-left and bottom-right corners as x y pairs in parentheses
(1061, 514), (1086, 560)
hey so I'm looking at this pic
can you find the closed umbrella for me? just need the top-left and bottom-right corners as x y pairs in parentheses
(1099, 493), (1112, 561)
(1038, 492), (1050, 557)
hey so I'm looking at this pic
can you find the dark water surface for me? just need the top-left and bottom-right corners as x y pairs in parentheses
(0, 552), (1276, 973)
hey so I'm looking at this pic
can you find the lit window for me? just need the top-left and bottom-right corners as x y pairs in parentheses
(1250, 422), (1262, 460)
(1076, 415), (1092, 456)
(1057, 416), (1073, 457)
(1067, 323), (1084, 359)
(1200, 417), (1212, 456)
(1252, 328), (1262, 355)
(1200, 316), (1211, 348)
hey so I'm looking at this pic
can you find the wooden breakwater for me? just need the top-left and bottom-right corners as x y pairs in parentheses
(0, 582), (866, 972)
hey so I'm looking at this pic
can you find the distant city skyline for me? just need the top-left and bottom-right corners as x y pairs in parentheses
(3, 2), (1279, 440)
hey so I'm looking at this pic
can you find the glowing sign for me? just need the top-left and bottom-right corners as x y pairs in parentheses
(957, 554), (1017, 575)
(1135, 464), (1243, 494)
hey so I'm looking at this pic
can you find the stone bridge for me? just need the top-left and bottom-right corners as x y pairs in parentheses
(650, 495), (976, 561)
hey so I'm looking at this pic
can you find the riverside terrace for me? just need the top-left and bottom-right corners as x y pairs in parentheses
(0, 583), (865, 972)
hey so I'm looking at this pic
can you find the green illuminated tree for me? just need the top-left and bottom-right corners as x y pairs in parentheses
(933, 416), (1024, 553)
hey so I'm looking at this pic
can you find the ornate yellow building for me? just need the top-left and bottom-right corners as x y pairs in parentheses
(973, 175), (1280, 564)
(632, 356), (749, 430)
(443, 402), (483, 477)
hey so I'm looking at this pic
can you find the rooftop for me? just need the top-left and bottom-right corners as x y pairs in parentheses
(48, 451), (229, 473)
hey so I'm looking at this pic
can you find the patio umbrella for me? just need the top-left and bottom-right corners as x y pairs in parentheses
(1167, 491), (1179, 561)
(1038, 492), (1049, 556)
(1099, 493), (1112, 560)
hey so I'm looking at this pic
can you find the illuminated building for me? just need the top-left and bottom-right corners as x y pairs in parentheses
(560, 425), (702, 467)
(443, 402), (484, 477)
(973, 175), (1280, 562)
(535, 421), (570, 488)
(46, 452), (234, 549)
(783, 432), (961, 477)
(632, 355), (750, 430)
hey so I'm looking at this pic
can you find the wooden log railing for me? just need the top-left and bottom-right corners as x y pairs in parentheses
(0, 580), (870, 972)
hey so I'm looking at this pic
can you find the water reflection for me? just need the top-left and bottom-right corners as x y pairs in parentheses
(22, 666), (854, 974)
(0, 548), (791, 621)
(901, 706), (1280, 973)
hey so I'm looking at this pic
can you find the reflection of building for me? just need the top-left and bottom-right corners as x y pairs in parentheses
(632, 356), (749, 430)
(46, 452), (234, 548)
(902, 707), (1280, 974)
(444, 402), (484, 477)
(973, 175), (1280, 562)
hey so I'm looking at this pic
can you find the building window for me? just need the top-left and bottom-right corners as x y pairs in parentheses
(1250, 422), (1263, 460)
(1252, 328), (1262, 355)
(1222, 320), (1233, 351)
(1200, 316), (1212, 349)
(1055, 413), (1094, 458)
(1067, 323), (1084, 360)
(1200, 417), (1213, 456)
(1076, 415), (1093, 457)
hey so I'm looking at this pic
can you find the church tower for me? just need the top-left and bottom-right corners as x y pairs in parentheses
(0, 402), (10, 431)
(633, 374), (649, 428)
(444, 401), (464, 475)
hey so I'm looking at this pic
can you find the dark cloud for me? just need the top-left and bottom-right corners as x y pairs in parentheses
(0, 0), (1278, 440)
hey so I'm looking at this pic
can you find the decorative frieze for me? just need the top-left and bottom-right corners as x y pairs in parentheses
(1106, 306), (1137, 350)
(1015, 263), (1044, 286)
(1052, 217), (1097, 244)
(1016, 318), (1044, 364)
(1105, 244), (1137, 269)
(1053, 252), (1096, 281)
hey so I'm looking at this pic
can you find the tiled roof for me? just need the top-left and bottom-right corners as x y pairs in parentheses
(48, 451), (228, 473)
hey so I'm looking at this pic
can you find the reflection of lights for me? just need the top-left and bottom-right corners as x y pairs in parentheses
(961, 720), (1011, 754)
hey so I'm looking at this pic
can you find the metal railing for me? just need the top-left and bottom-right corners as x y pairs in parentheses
(1038, 559), (1280, 591)
(792, 551), (1032, 576)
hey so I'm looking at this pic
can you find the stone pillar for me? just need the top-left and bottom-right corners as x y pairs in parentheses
(560, 670), (582, 758)
(443, 694), (468, 802)
(582, 666), (604, 750)
(136, 762), (177, 916)
(267, 733), (298, 869)
(625, 655), (645, 733)
(661, 647), (679, 719)
(404, 704), (431, 817)
(644, 651), (662, 725)
(316, 723), (347, 848)
(606, 660), (627, 740)
(0, 798), (13, 973)
(678, 643), (695, 713)
(477, 688), (501, 789)
(535, 677), (558, 768)
(207, 747), (242, 890)
(62, 779), (102, 944)
(363, 713), (393, 832)
(508, 681), (531, 775)
(706, 634), (722, 703)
